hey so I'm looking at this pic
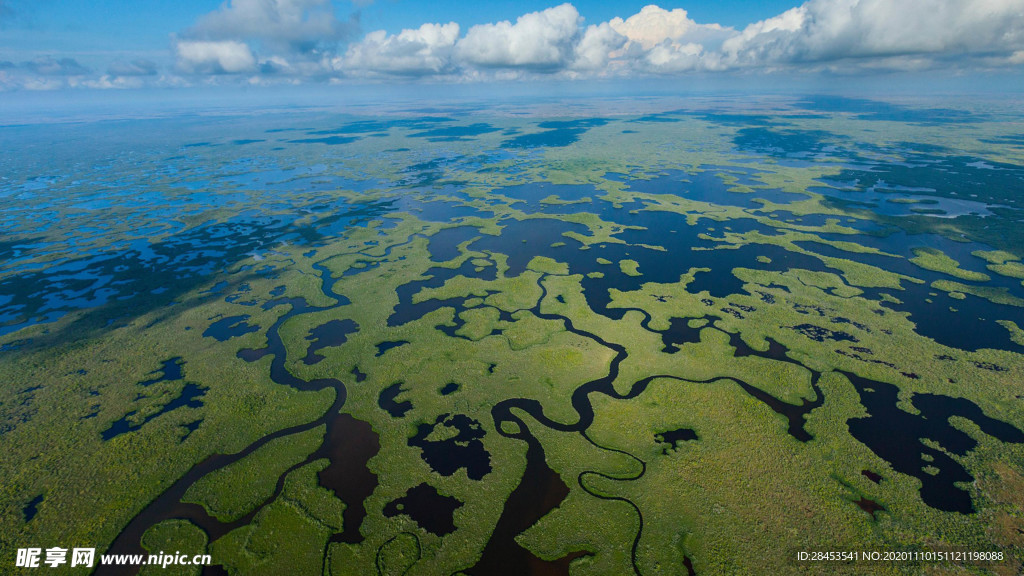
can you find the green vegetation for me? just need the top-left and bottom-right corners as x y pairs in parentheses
(932, 280), (1024, 307)
(3, 99), (1024, 576)
(140, 520), (208, 576)
(910, 247), (990, 281)
(183, 426), (325, 522)
(619, 259), (642, 277)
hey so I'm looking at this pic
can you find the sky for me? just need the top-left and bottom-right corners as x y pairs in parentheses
(0, 0), (1022, 92)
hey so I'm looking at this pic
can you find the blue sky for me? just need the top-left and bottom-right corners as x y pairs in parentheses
(1, 0), (1022, 91)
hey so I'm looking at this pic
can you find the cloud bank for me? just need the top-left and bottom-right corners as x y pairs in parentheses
(722, 0), (1024, 70)
(3, 0), (1023, 90)
(190, 0), (1024, 80)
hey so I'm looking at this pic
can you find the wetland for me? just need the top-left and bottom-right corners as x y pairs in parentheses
(3, 95), (1024, 575)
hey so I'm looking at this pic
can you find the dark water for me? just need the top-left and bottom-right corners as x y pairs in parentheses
(320, 413), (381, 544)
(102, 383), (207, 441)
(23, 494), (43, 522)
(861, 469), (882, 484)
(378, 382), (413, 418)
(408, 414), (492, 481)
(469, 218), (588, 276)
(726, 332), (824, 442)
(655, 428), (698, 454)
(501, 118), (608, 149)
(464, 430), (589, 576)
(202, 315), (259, 342)
(408, 123), (500, 142)
(659, 317), (708, 352)
(303, 319), (358, 365)
(427, 226), (482, 262)
(800, 95), (982, 125)
(397, 198), (486, 221)
(980, 134), (1024, 146)
(388, 258), (497, 328)
(765, 211), (881, 230)
(382, 483), (463, 536)
(138, 357), (184, 386)
(579, 214), (839, 314)
(791, 323), (858, 342)
(289, 135), (360, 145)
(794, 238), (1024, 353)
(733, 127), (842, 160)
(823, 153), (1024, 209)
(375, 339), (410, 357)
(305, 117), (454, 137)
(179, 419), (202, 443)
(0, 207), (383, 341)
(496, 182), (600, 209)
(615, 169), (806, 208)
(844, 371), (1024, 513)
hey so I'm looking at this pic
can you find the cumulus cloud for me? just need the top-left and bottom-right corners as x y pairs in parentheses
(723, 0), (1024, 68)
(342, 22), (460, 75)
(456, 3), (582, 70)
(609, 5), (731, 50)
(603, 6), (734, 72)
(176, 40), (257, 74)
(188, 0), (353, 53)
(172, 0), (361, 76)
(573, 22), (627, 71)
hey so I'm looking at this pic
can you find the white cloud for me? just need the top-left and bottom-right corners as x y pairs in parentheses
(188, 0), (350, 52)
(723, 0), (1024, 68)
(598, 4), (737, 72)
(172, 0), (361, 78)
(609, 5), (731, 51)
(573, 22), (627, 71)
(602, 5), (735, 73)
(456, 3), (582, 70)
(643, 41), (709, 72)
(175, 40), (257, 74)
(342, 22), (460, 75)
